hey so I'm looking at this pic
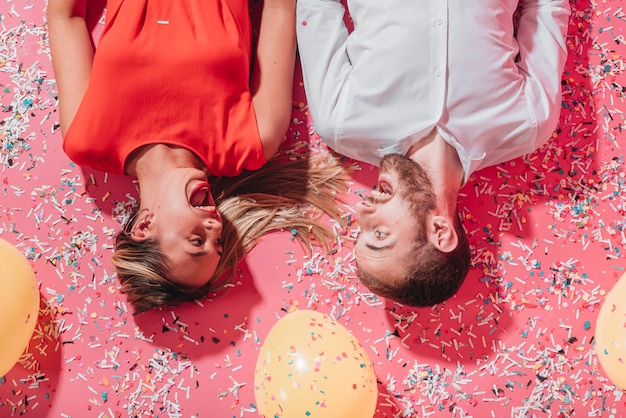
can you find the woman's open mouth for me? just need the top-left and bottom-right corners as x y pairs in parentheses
(189, 182), (215, 210)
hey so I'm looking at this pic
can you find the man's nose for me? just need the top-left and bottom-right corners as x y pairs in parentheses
(355, 200), (375, 216)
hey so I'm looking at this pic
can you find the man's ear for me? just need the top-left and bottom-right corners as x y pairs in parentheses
(130, 211), (154, 241)
(428, 215), (458, 253)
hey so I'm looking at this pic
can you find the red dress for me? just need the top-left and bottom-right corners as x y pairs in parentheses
(63, 0), (266, 177)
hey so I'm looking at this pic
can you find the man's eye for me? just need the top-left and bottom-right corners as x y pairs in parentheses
(375, 231), (388, 239)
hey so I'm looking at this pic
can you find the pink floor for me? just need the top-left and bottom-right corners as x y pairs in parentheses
(1, 0), (626, 416)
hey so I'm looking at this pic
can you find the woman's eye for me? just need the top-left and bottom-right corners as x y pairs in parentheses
(375, 231), (388, 239)
(191, 237), (204, 246)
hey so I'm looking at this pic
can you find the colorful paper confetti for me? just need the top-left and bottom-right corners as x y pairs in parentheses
(1, 0), (626, 417)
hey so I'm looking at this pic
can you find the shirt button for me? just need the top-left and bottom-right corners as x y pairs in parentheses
(435, 69), (443, 77)
(436, 18), (444, 26)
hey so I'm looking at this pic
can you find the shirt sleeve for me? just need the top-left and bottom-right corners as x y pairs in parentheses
(296, 0), (351, 142)
(472, 0), (571, 171)
(514, 0), (571, 145)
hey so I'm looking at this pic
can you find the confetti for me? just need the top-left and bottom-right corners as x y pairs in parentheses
(1, 0), (626, 416)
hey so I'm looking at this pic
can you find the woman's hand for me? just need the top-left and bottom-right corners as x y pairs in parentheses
(47, 0), (95, 136)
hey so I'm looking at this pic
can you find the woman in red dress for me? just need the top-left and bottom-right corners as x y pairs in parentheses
(48, 0), (346, 313)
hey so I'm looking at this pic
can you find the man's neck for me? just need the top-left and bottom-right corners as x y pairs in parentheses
(406, 129), (464, 215)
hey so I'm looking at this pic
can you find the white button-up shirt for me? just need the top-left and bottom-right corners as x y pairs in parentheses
(296, 0), (570, 183)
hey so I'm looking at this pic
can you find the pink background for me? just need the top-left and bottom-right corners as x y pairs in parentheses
(1, 0), (626, 416)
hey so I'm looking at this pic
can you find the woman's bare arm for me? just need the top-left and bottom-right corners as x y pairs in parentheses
(47, 0), (94, 136)
(250, 0), (297, 161)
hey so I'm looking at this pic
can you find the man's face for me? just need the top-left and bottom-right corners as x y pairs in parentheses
(354, 154), (435, 283)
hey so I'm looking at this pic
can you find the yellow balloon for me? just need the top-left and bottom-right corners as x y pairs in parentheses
(254, 310), (378, 417)
(0, 237), (40, 376)
(595, 272), (626, 390)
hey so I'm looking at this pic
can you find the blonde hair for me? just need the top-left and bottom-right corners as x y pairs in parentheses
(112, 153), (349, 313)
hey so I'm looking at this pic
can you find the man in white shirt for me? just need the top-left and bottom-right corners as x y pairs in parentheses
(297, 0), (570, 306)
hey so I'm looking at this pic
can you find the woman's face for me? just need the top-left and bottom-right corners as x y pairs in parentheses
(138, 168), (224, 288)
